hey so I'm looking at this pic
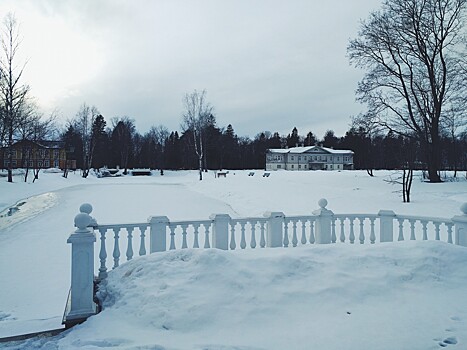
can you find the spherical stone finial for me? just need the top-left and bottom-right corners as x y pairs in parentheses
(461, 203), (467, 215)
(318, 198), (328, 209)
(80, 203), (93, 214)
(75, 213), (92, 231)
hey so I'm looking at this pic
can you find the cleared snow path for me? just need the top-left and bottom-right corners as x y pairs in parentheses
(0, 192), (59, 231)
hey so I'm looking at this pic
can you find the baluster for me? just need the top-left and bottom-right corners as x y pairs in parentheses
(112, 227), (120, 269)
(126, 227), (134, 261)
(193, 224), (200, 248)
(283, 221), (289, 247)
(349, 217), (355, 244)
(409, 220), (416, 240)
(138, 226), (147, 256)
(397, 219), (405, 241)
(260, 221), (266, 248)
(331, 218), (337, 243)
(292, 220), (298, 247)
(98, 228), (108, 280)
(434, 222), (440, 241)
(204, 223), (211, 248)
(250, 221), (257, 249)
(169, 225), (176, 250)
(421, 221), (428, 240)
(240, 222), (247, 249)
(359, 217), (365, 244)
(369, 218), (376, 244)
(447, 223), (453, 244)
(230, 222), (236, 250)
(300, 220), (307, 244)
(339, 217), (345, 243)
(309, 220), (315, 244)
(181, 225), (188, 249)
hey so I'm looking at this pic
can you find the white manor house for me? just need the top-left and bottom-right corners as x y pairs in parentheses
(266, 145), (354, 171)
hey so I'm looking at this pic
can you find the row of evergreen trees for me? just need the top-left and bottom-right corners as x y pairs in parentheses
(61, 113), (467, 174)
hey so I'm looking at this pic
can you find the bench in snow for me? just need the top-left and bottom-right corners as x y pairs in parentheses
(131, 169), (152, 176)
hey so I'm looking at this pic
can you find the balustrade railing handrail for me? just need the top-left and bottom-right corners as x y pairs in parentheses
(333, 214), (379, 219)
(64, 199), (467, 328)
(166, 219), (213, 227)
(94, 214), (453, 230)
(96, 222), (149, 230)
(284, 215), (317, 221)
(393, 214), (453, 224)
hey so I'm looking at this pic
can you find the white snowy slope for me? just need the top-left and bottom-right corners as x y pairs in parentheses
(4, 242), (467, 350)
(0, 170), (466, 349)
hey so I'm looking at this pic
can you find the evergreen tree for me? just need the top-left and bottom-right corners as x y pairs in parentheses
(305, 131), (317, 146)
(91, 114), (108, 168)
(286, 127), (299, 148)
(322, 130), (339, 148)
(61, 124), (82, 177)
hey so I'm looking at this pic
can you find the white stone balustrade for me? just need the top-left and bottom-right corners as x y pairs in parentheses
(65, 199), (467, 326)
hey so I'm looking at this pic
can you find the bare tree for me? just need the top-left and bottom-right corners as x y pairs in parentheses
(75, 103), (100, 178)
(181, 90), (213, 180)
(147, 125), (169, 175)
(348, 0), (467, 183)
(442, 106), (467, 177)
(111, 116), (135, 174)
(385, 168), (414, 202)
(0, 13), (29, 182)
(16, 103), (56, 182)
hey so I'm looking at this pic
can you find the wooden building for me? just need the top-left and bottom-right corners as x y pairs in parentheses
(1, 140), (75, 170)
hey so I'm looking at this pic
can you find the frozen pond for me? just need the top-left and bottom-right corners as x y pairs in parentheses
(0, 192), (58, 231)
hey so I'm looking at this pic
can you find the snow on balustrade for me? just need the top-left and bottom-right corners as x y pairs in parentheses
(391, 215), (454, 243)
(166, 220), (212, 250)
(283, 217), (316, 247)
(95, 223), (149, 279)
(229, 218), (268, 250)
(65, 199), (467, 327)
(72, 199), (467, 287)
(333, 215), (378, 244)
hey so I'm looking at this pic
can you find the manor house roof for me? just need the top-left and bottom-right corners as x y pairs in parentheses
(267, 145), (353, 155)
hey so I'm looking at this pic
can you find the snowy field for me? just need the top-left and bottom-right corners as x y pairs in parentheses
(0, 169), (466, 349)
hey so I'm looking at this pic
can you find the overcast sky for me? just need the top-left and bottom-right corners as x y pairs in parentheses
(0, 0), (380, 139)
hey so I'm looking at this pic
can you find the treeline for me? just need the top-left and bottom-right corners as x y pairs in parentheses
(62, 107), (467, 175)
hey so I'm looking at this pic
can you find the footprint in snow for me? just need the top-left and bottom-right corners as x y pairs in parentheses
(0, 312), (15, 321)
(437, 337), (458, 348)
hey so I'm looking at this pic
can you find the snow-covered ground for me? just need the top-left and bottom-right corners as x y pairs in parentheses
(0, 169), (466, 349)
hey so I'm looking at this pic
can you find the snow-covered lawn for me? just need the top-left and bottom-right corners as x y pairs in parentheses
(0, 170), (466, 349)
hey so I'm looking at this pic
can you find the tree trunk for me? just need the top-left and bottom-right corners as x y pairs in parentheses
(426, 151), (441, 182)
(403, 169), (414, 203)
(426, 121), (442, 183)
(198, 156), (203, 181)
(402, 170), (407, 203)
(7, 129), (13, 182)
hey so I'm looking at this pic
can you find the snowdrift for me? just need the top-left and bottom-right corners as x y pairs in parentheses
(46, 241), (467, 350)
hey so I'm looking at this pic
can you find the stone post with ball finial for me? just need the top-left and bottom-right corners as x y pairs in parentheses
(453, 203), (467, 247)
(64, 203), (97, 327)
(312, 198), (333, 244)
